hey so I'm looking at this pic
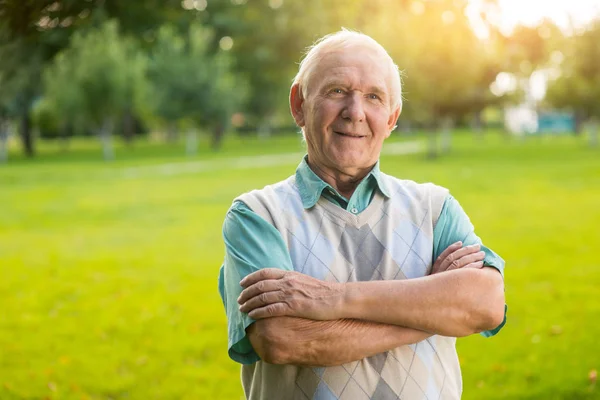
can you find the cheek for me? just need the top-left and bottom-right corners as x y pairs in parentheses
(314, 101), (340, 123)
(368, 109), (393, 136)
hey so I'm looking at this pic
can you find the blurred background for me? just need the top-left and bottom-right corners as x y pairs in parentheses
(0, 0), (598, 399)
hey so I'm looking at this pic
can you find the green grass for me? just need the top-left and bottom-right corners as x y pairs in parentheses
(1, 131), (599, 399)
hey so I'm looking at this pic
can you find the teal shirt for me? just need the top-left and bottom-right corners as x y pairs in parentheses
(219, 156), (506, 364)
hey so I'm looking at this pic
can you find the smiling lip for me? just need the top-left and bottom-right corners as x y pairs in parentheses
(334, 131), (365, 138)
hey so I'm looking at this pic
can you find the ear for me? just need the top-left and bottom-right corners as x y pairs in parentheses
(385, 104), (402, 138)
(290, 83), (305, 127)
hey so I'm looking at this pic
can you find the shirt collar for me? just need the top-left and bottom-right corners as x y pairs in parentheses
(295, 155), (390, 209)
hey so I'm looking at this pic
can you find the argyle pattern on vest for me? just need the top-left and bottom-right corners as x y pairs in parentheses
(236, 173), (459, 400)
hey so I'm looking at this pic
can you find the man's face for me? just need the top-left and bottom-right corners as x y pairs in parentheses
(292, 47), (400, 176)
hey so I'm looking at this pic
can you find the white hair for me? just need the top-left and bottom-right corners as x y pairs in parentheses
(292, 29), (403, 112)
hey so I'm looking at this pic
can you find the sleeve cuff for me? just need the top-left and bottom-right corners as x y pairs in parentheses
(228, 317), (261, 365)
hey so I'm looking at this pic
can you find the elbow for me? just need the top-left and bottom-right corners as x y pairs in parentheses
(261, 347), (289, 365)
(473, 269), (506, 332)
(474, 297), (505, 333)
(458, 268), (505, 335)
(247, 319), (291, 365)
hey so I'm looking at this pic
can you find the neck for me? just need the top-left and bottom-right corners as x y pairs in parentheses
(307, 159), (374, 199)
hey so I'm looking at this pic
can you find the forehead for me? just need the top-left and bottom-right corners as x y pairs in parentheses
(308, 47), (391, 94)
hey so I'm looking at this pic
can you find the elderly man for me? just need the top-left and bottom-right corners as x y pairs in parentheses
(219, 30), (506, 400)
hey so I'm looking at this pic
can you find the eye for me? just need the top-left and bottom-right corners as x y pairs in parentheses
(330, 88), (344, 95)
(368, 93), (381, 100)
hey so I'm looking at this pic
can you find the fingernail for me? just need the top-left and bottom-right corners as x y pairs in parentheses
(479, 251), (485, 256)
(455, 241), (462, 246)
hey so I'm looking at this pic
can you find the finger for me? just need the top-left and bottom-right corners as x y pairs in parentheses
(247, 303), (289, 320)
(461, 261), (484, 270)
(435, 241), (462, 266)
(238, 279), (281, 304)
(239, 291), (285, 313)
(446, 251), (486, 271)
(240, 268), (286, 288)
(439, 244), (481, 271)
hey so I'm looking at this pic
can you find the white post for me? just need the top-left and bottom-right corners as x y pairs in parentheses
(186, 129), (198, 156)
(99, 118), (115, 161)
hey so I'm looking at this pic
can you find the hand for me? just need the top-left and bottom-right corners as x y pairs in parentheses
(238, 268), (344, 320)
(431, 242), (486, 274)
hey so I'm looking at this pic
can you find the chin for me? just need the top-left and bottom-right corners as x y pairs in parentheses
(331, 155), (370, 171)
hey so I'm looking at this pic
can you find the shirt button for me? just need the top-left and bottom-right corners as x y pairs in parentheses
(351, 207), (358, 214)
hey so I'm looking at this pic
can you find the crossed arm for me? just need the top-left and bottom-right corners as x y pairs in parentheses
(247, 317), (432, 366)
(239, 242), (505, 366)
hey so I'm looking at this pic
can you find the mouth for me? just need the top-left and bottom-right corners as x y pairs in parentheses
(334, 131), (366, 139)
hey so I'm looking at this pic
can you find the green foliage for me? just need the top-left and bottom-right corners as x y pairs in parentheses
(148, 23), (244, 131)
(206, 0), (328, 126)
(396, 0), (487, 120)
(0, 22), (42, 117)
(0, 133), (599, 399)
(3, 0), (600, 157)
(31, 98), (62, 139)
(545, 20), (600, 119)
(43, 20), (150, 132)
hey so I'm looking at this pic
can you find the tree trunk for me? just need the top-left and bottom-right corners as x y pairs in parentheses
(441, 117), (454, 154)
(99, 119), (115, 161)
(473, 110), (483, 139)
(574, 111), (584, 135)
(0, 119), (8, 163)
(211, 122), (225, 151)
(59, 123), (71, 152)
(122, 109), (135, 146)
(427, 122), (438, 159)
(167, 122), (179, 142)
(186, 129), (198, 156)
(19, 110), (34, 157)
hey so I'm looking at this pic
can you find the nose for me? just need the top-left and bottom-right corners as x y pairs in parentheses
(341, 92), (365, 122)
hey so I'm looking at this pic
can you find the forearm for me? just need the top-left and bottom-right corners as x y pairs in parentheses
(342, 267), (505, 337)
(248, 316), (430, 367)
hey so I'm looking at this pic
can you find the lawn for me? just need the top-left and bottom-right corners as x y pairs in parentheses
(0, 131), (598, 399)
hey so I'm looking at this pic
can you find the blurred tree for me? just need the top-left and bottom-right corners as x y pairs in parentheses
(148, 23), (244, 154)
(0, 100), (10, 163)
(503, 21), (561, 77)
(202, 52), (245, 150)
(499, 19), (562, 115)
(0, 20), (42, 158)
(0, 117), (8, 163)
(0, 0), (187, 157)
(31, 97), (74, 153)
(0, 45), (12, 163)
(43, 20), (150, 160)
(201, 0), (330, 134)
(377, 0), (493, 156)
(545, 19), (600, 145)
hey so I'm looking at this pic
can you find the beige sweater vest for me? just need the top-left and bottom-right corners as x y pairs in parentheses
(236, 173), (459, 400)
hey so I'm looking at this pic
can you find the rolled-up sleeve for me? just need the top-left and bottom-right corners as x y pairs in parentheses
(432, 195), (507, 337)
(218, 201), (293, 364)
